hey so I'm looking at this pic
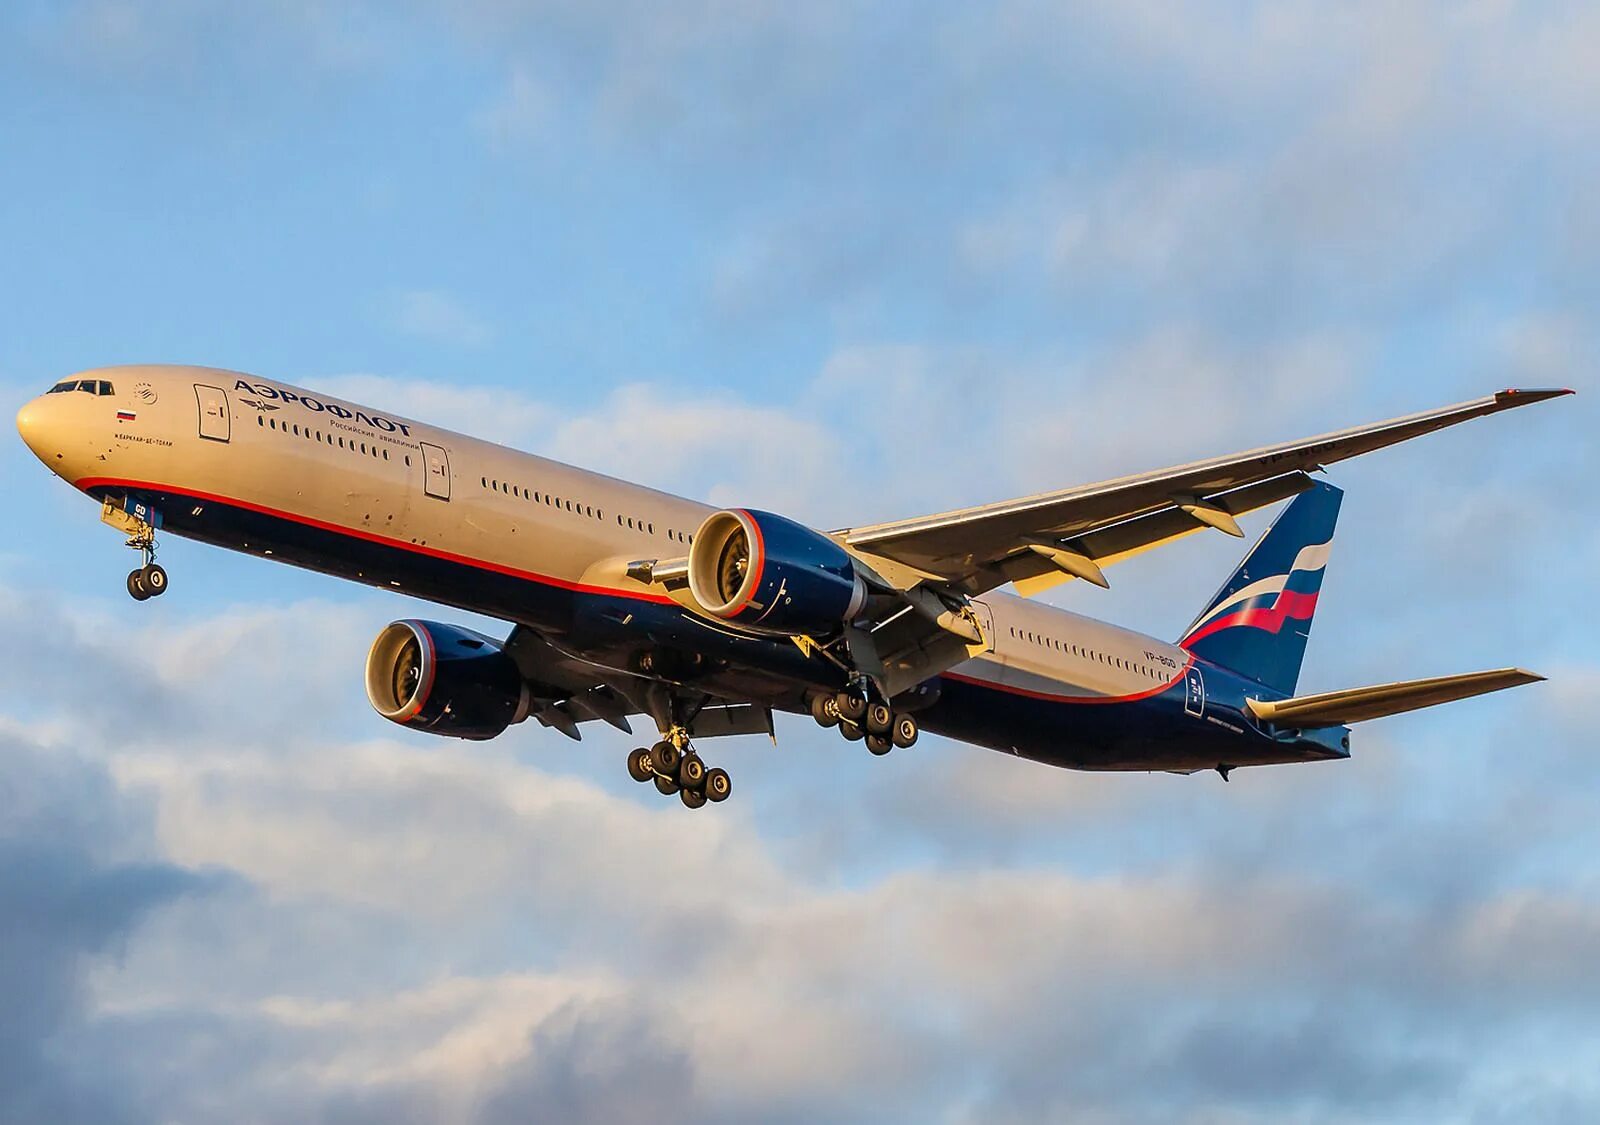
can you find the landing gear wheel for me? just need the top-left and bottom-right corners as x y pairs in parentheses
(704, 768), (731, 802)
(839, 693), (869, 722)
(627, 747), (654, 783)
(652, 740), (681, 777)
(836, 691), (868, 723)
(840, 721), (865, 742)
(654, 774), (680, 796)
(678, 753), (706, 788)
(892, 714), (919, 749)
(865, 702), (893, 735)
(680, 786), (707, 810)
(140, 564), (168, 597)
(126, 570), (150, 601)
(866, 733), (894, 756)
(810, 693), (841, 728)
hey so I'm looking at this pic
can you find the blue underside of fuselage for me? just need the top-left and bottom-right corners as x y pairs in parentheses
(97, 483), (1349, 773)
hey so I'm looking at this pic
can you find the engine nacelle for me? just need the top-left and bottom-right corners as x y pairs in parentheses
(364, 620), (531, 740)
(687, 509), (867, 635)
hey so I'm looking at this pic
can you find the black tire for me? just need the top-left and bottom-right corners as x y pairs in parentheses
(867, 733), (894, 756)
(836, 691), (868, 722)
(654, 774), (680, 796)
(840, 721), (865, 742)
(680, 786), (707, 809)
(865, 702), (893, 735)
(141, 564), (168, 596)
(627, 747), (654, 783)
(810, 693), (840, 728)
(652, 740), (681, 776)
(892, 714), (919, 749)
(126, 570), (150, 601)
(679, 753), (706, 788)
(704, 767), (731, 802)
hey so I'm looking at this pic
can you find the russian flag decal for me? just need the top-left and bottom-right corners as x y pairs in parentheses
(117, 410), (137, 423)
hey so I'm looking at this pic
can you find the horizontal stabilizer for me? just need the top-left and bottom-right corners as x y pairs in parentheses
(1245, 668), (1544, 728)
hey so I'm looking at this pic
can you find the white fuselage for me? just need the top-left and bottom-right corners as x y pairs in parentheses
(17, 365), (1197, 738)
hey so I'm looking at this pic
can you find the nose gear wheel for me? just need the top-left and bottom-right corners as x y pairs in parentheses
(122, 517), (170, 600)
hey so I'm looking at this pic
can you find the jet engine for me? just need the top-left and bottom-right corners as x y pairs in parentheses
(364, 620), (531, 740)
(687, 508), (867, 635)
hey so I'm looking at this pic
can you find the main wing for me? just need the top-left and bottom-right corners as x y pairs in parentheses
(844, 389), (1572, 597)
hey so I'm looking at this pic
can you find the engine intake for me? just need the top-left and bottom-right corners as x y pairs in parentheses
(364, 620), (530, 740)
(688, 509), (866, 635)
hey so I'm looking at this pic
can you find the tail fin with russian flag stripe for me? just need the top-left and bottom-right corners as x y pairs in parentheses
(1179, 482), (1342, 695)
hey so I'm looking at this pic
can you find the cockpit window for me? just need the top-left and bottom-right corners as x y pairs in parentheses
(45, 379), (114, 395)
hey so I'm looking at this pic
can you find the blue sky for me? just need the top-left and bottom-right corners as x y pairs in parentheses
(2, 3), (1597, 1122)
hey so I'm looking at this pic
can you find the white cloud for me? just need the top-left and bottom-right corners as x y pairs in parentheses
(319, 372), (555, 447)
(387, 289), (494, 348)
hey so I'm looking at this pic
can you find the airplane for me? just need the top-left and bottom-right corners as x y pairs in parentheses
(15, 366), (1571, 808)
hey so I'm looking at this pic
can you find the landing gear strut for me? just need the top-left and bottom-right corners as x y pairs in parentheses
(625, 727), (732, 810)
(811, 687), (919, 756)
(124, 525), (168, 601)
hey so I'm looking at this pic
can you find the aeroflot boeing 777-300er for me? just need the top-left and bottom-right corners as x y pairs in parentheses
(16, 367), (1571, 808)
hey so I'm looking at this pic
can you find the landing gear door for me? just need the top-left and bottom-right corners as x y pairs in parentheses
(969, 599), (996, 654)
(1185, 666), (1206, 718)
(195, 384), (230, 443)
(420, 442), (451, 501)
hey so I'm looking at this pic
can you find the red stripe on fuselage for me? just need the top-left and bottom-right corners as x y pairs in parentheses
(73, 476), (681, 607)
(1181, 589), (1319, 648)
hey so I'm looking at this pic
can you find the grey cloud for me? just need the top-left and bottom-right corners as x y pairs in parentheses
(475, 1000), (694, 1125)
(0, 733), (224, 1125)
(2, 587), (1599, 1121)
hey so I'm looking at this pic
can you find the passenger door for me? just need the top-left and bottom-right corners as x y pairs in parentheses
(195, 384), (230, 443)
(420, 442), (451, 500)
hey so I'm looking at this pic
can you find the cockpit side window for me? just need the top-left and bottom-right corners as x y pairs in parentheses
(75, 379), (99, 394)
(98, 380), (114, 396)
(48, 381), (76, 394)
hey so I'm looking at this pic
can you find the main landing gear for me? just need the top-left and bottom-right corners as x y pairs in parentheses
(625, 728), (732, 810)
(809, 686), (919, 756)
(124, 527), (169, 601)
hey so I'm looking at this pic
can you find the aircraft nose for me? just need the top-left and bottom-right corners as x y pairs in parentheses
(16, 394), (64, 465)
(16, 398), (45, 454)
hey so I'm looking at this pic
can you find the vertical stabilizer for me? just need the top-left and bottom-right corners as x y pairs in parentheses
(1179, 483), (1342, 695)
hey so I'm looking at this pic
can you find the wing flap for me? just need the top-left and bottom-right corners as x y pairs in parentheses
(1245, 668), (1544, 728)
(1007, 472), (1317, 597)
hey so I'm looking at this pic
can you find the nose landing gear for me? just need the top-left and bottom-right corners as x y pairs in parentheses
(626, 729), (732, 810)
(124, 529), (169, 601)
(102, 497), (169, 601)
